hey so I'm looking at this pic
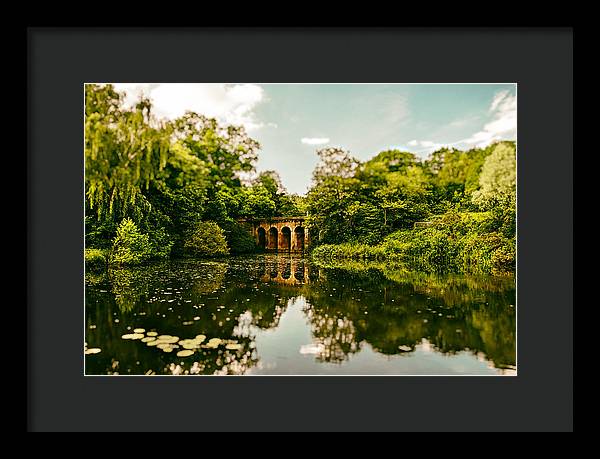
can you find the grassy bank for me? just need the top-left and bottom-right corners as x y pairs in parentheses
(311, 212), (515, 276)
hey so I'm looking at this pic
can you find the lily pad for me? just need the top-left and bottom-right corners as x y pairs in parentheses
(85, 348), (101, 354)
(133, 328), (145, 333)
(177, 350), (195, 357)
(146, 332), (158, 337)
(157, 335), (179, 344)
(121, 333), (145, 340)
(141, 337), (156, 343)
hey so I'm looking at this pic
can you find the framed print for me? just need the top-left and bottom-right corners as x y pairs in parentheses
(28, 27), (573, 432)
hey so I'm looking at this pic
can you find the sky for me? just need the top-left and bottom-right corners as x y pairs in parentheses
(110, 83), (516, 195)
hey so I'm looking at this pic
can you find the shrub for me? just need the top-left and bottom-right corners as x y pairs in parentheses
(147, 226), (174, 260)
(400, 228), (460, 273)
(312, 213), (516, 275)
(85, 248), (107, 271)
(184, 221), (229, 257)
(490, 239), (516, 275)
(312, 243), (386, 261)
(110, 218), (153, 266)
(458, 232), (503, 273)
(220, 220), (258, 254)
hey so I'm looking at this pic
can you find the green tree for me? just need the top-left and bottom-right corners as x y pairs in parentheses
(184, 221), (230, 257)
(85, 84), (170, 221)
(472, 142), (517, 209)
(110, 218), (154, 266)
(240, 185), (277, 218)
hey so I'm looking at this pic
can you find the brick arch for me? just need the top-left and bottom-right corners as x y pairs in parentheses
(239, 217), (309, 252)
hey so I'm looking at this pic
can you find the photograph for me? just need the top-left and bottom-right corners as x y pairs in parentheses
(84, 82), (517, 376)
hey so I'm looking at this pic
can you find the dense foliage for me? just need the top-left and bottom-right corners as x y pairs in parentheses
(183, 221), (229, 257)
(85, 84), (515, 274)
(85, 84), (302, 265)
(306, 142), (516, 274)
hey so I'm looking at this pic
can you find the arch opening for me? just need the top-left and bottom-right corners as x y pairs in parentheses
(268, 227), (278, 250)
(294, 226), (305, 251)
(280, 226), (292, 251)
(257, 227), (266, 249)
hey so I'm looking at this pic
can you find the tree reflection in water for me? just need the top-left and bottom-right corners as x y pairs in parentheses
(85, 254), (516, 375)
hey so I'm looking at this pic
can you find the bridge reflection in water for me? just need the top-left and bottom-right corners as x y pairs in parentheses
(256, 256), (315, 285)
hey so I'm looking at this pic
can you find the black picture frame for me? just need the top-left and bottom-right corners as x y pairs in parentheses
(27, 27), (573, 432)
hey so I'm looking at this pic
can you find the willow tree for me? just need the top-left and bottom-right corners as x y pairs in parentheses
(85, 84), (171, 222)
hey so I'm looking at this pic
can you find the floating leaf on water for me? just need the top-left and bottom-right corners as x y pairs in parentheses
(162, 347), (173, 353)
(195, 335), (206, 342)
(225, 344), (242, 350)
(121, 333), (145, 340)
(146, 340), (159, 346)
(177, 350), (195, 357)
(208, 338), (222, 345)
(134, 328), (145, 333)
(146, 332), (158, 337)
(156, 335), (179, 344)
(141, 337), (156, 343)
(85, 348), (101, 355)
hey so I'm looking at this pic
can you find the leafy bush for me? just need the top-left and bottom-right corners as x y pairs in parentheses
(220, 220), (258, 254)
(312, 243), (386, 261)
(490, 239), (516, 275)
(85, 248), (108, 271)
(312, 210), (515, 275)
(147, 226), (174, 259)
(183, 221), (229, 257)
(110, 218), (153, 266)
(458, 232), (503, 273)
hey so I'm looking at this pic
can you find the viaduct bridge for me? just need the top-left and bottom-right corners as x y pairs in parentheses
(238, 217), (309, 252)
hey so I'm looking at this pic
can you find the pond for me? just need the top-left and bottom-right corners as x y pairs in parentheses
(85, 254), (516, 376)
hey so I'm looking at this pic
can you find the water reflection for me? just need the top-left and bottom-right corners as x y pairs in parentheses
(85, 254), (516, 375)
(257, 256), (312, 285)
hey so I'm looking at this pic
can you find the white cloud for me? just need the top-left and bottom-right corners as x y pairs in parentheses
(110, 83), (272, 132)
(464, 89), (516, 147)
(301, 137), (330, 145)
(405, 89), (517, 155)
